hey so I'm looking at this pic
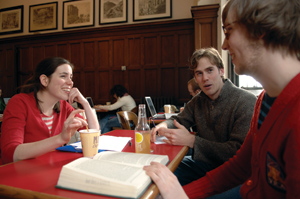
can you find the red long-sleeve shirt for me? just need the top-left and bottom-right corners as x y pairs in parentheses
(1, 93), (80, 164)
(183, 73), (300, 199)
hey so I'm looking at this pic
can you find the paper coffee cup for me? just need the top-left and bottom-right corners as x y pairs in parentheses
(164, 105), (172, 113)
(79, 129), (100, 157)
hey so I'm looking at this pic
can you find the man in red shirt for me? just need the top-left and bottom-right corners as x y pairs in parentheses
(143, 0), (300, 198)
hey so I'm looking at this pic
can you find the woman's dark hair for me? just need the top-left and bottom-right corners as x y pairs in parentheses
(110, 85), (128, 98)
(20, 57), (74, 113)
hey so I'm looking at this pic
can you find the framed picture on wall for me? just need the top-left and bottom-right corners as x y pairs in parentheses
(29, 2), (58, 32)
(63, 0), (95, 29)
(0, 5), (23, 35)
(99, 0), (127, 25)
(133, 0), (172, 21)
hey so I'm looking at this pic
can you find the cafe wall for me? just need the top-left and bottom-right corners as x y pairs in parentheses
(0, 0), (196, 39)
(0, 0), (227, 106)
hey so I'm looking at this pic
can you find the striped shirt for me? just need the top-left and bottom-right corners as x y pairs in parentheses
(258, 93), (277, 130)
(42, 111), (54, 135)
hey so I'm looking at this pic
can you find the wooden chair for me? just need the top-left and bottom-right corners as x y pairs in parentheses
(130, 106), (138, 114)
(116, 111), (138, 130)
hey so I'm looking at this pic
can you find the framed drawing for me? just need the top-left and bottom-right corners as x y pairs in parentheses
(133, 0), (172, 21)
(99, 0), (127, 25)
(63, 0), (94, 29)
(0, 5), (23, 35)
(29, 2), (58, 32)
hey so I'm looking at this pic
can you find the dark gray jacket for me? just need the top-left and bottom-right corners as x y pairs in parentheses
(164, 79), (257, 168)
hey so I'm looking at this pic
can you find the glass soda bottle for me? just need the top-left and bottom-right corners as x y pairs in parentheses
(135, 104), (151, 153)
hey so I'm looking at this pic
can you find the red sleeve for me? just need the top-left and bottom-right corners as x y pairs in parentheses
(1, 95), (30, 163)
(183, 176), (216, 199)
(183, 93), (264, 198)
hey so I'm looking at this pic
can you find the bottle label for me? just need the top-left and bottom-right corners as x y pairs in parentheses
(135, 131), (151, 154)
(135, 132), (143, 143)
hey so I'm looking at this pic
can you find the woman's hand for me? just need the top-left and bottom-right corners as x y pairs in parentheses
(68, 87), (88, 105)
(60, 109), (87, 143)
(143, 162), (188, 199)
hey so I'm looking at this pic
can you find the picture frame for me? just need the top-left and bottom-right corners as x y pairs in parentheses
(99, 0), (127, 25)
(29, 2), (58, 32)
(0, 5), (23, 35)
(63, 0), (95, 29)
(133, 0), (172, 21)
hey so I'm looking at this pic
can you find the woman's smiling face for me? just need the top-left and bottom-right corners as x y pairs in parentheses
(45, 64), (74, 101)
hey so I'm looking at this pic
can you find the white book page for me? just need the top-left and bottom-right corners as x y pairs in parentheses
(94, 151), (169, 167)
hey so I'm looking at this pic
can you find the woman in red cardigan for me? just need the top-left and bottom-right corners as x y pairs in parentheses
(1, 57), (99, 164)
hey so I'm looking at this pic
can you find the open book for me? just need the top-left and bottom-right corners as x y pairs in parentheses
(56, 151), (169, 198)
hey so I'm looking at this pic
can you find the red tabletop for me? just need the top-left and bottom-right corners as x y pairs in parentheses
(0, 130), (188, 199)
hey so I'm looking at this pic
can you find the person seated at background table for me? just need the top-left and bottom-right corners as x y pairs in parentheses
(188, 78), (201, 97)
(150, 47), (257, 186)
(0, 87), (6, 114)
(0, 57), (99, 164)
(144, 0), (300, 198)
(180, 78), (202, 113)
(97, 84), (136, 134)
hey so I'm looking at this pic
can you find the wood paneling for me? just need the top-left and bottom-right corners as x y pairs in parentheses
(191, 4), (219, 49)
(0, 17), (221, 105)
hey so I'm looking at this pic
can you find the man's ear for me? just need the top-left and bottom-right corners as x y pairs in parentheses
(40, 74), (48, 87)
(220, 68), (225, 76)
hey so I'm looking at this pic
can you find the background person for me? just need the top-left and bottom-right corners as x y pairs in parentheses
(96, 84), (136, 134)
(150, 47), (257, 186)
(188, 78), (201, 97)
(180, 78), (202, 112)
(1, 57), (99, 164)
(144, 0), (300, 198)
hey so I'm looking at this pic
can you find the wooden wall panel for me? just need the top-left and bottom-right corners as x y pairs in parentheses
(32, 46), (44, 68)
(45, 45), (56, 57)
(144, 69), (158, 96)
(144, 36), (157, 67)
(0, 46), (16, 97)
(0, 49), (7, 94)
(7, 49), (14, 78)
(57, 43), (69, 59)
(128, 37), (141, 68)
(112, 70), (125, 85)
(18, 47), (33, 86)
(83, 72), (96, 98)
(97, 40), (110, 69)
(0, 19), (203, 105)
(161, 35), (176, 66)
(70, 43), (81, 70)
(178, 67), (192, 100)
(83, 41), (95, 69)
(97, 71), (110, 100)
(112, 39), (125, 69)
(161, 68), (176, 96)
(72, 71), (81, 89)
(191, 4), (219, 49)
(128, 69), (141, 99)
(178, 32), (194, 64)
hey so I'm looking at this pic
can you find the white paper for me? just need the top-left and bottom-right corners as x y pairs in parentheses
(70, 135), (132, 152)
(154, 135), (168, 144)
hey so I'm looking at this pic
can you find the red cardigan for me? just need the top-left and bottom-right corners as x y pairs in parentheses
(1, 93), (79, 164)
(183, 73), (300, 199)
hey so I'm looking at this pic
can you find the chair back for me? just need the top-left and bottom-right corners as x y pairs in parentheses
(131, 106), (138, 114)
(116, 111), (138, 130)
